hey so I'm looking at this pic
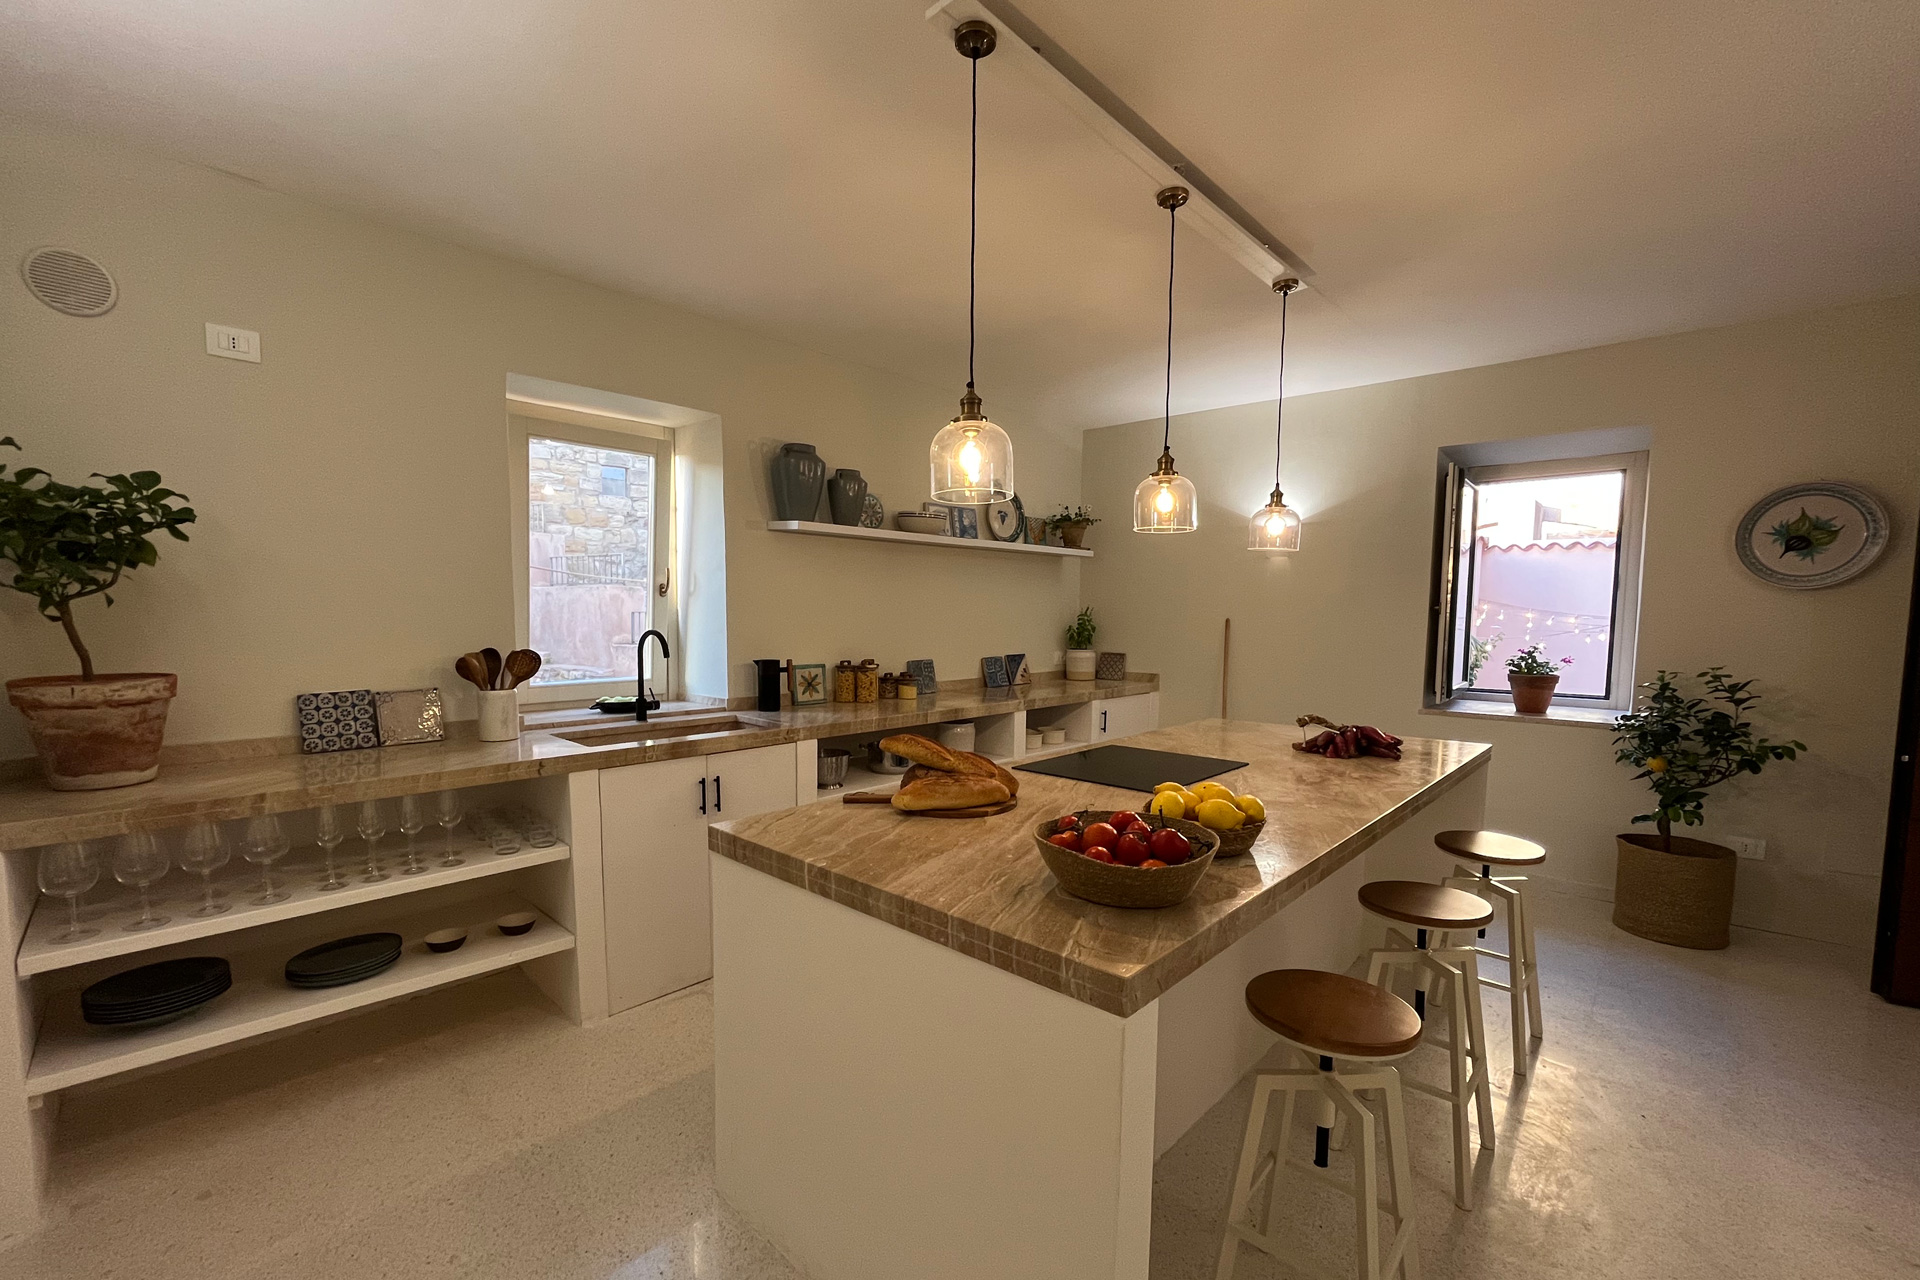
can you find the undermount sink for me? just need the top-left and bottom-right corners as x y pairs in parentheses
(556, 716), (760, 746)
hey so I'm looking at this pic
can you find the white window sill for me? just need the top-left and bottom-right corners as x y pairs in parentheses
(1420, 699), (1620, 729)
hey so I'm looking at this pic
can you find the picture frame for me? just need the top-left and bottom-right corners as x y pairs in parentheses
(980, 655), (1009, 688)
(953, 506), (981, 540)
(790, 662), (828, 706)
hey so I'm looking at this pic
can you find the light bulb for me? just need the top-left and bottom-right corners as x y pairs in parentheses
(958, 437), (983, 483)
(1155, 484), (1174, 514)
(1265, 513), (1283, 534)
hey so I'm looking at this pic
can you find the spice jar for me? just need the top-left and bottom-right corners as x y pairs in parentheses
(855, 659), (880, 703)
(834, 660), (857, 703)
(896, 680), (918, 704)
(880, 673), (899, 699)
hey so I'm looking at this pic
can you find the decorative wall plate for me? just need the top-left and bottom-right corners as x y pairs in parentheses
(859, 493), (885, 529)
(987, 495), (1026, 541)
(1735, 482), (1888, 589)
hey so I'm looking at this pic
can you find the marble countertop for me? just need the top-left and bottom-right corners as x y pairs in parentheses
(708, 719), (1491, 1017)
(0, 674), (1157, 851)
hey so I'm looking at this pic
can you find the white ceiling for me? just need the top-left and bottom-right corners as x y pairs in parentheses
(2, 0), (1915, 437)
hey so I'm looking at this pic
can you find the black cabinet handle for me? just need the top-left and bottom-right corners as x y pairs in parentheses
(714, 774), (723, 813)
(1100, 710), (1108, 733)
(698, 776), (707, 815)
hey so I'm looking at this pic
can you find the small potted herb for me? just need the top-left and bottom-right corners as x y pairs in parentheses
(1064, 607), (1097, 681)
(1611, 669), (1804, 948)
(0, 437), (196, 789)
(1506, 643), (1572, 714)
(1045, 505), (1100, 550)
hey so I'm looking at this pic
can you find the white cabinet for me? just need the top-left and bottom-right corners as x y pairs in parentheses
(600, 743), (797, 1014)
(1091, 693), (1159, 742)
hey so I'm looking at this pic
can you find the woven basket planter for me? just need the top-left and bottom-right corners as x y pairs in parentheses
(1612, 834), (1736, 950)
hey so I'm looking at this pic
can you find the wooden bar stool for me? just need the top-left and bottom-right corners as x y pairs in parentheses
(1215, 969), (1422, 1280)
(1434, 829), (1547, 1077)
(1359, 881), (1495, 1211)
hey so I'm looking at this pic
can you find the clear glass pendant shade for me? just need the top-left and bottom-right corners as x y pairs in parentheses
(930, 394), (1013, 503)
(1133, 452), (1198, 533)
(1248, 487), (1302, 551)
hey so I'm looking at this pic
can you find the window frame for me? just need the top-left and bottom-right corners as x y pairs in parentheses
(1429, 448), (1648, 714)
(509, 410), (678, 707)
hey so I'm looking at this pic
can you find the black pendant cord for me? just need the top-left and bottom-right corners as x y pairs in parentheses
(1163, 202), (1176, 454)
(1273, 285), (1289, 489)
(967, 53), (978, 394)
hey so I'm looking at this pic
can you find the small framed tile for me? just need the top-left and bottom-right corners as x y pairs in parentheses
(374, 687), (445, 746)
(295, 689), (379, 754)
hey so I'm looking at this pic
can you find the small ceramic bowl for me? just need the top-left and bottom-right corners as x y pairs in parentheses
(496, 912), (537, 937)
(895, 512), (949, 537)
(424, 927), (468, 954)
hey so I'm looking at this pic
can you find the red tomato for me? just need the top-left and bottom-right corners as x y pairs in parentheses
(1125, 821), (1152, 837)
(1148, 827), (1192, 864)
(1140, 858), (1168, 869)
(1048, 831), (1082, 851)
(1056, 813), (1081, 830)
(1081, 822), (1119, 850)
(1114, 833), (1151, 866)
(1084, 846), (1116, 863)
(1109, 810), (1140, 829)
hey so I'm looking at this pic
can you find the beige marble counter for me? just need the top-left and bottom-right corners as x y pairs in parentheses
(0, 674), (1157, 851)
(708, 719), (1490, 1017)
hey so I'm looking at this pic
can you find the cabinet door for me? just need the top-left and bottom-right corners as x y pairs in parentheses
(1093, 694), (1160, 741)
(709, 743), (798, 823)
(600, 753), (713, 1014)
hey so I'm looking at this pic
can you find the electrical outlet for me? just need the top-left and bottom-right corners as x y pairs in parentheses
(1724, 835), (1766, 861)
(205, 323), (260, 362)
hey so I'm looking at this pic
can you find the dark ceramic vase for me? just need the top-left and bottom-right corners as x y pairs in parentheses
(771, 443), (826, 521)
(828, 469), (868, 526)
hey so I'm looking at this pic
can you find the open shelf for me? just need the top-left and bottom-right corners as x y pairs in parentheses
(27, 892), (572, 1095)
(18, 833), (570, 977)
(767, 520), (1091, 558)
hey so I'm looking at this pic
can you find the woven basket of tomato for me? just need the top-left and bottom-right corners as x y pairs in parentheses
(1032, 809), (1220, 909)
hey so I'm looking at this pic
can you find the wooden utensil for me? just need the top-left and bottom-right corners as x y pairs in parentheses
(455, 652), (491, 691)
(503, 649), (542, 689)
(842, 791), (1018, 819)
(480, 647), (504, 691)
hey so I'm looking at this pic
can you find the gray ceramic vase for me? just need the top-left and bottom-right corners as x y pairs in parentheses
(828, 468), (868, 526)
(771, 443), (826, 521)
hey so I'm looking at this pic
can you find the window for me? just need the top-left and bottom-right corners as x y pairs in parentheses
(1431, 448), (1647, 711)
(511, 413), (674, 699)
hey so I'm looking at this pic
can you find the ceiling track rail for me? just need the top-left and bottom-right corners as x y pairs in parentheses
(926, 0), (1310, 290)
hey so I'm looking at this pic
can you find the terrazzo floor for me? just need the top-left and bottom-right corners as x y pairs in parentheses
(2, 890), (1915, 1279)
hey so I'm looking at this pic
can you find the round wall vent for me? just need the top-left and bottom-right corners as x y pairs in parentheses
(20, 246), (118, 317)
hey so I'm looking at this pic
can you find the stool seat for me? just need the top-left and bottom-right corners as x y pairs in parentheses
(1434, 829), (1546, 866)
(1359, 880), (1495, 930)
(1245, 969), (1423, 1059)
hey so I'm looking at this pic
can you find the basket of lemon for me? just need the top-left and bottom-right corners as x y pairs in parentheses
(1148, 781), (1266, 857)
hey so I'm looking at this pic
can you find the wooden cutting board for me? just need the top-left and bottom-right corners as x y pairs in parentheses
(842, 791), (1019, 819)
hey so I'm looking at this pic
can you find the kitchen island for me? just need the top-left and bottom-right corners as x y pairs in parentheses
(708, 719), (1491, 1280)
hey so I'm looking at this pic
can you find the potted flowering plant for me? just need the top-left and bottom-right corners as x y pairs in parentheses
(1610, 668), (1804, 948)
(1506, 643), (1572, 714)
(1045, 505), (1099, 550)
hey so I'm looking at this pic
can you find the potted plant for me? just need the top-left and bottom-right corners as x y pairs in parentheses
(1064, 607), (1097, 681)
(1506, 643), (1572, 714)
(1045, 505), (1099, 550)
(1, 437), (196, 790)
(1610, 668), (1804, 949)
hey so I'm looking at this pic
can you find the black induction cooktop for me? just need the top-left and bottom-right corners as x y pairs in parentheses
(1014, 745), (1248, 793)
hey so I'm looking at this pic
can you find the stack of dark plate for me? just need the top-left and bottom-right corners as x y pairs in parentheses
(82, 956), (232, 1029)
(285, 932), (403, 989)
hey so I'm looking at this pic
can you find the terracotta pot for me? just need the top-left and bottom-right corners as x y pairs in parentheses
(1612, 833), (1737, 950)
(6, 674), (177, 790)
(1057, 522), (1089, 550)
(1508, 672), (1559, 714)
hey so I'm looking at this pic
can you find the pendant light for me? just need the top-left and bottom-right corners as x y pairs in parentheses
(1133, 186), (1198, 533)
(929, 19), (1014, 504)
(1248, 278), (1304, 551)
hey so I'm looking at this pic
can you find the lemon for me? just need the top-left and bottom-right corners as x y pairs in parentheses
(1195, 798), (1246, 831)
(1647, 757), (1669, 774)
(1235, 794), (1267, 822)
(1153, 781), (1185, 794)
(1148, 791), (1186, 820)
(1176, 789), (1202, 818)
(1191, 782), (1238, 806)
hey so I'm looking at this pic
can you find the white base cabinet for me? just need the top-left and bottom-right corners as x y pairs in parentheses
(1091, 693), (1159, 742)
(601, 743), (797, 1014)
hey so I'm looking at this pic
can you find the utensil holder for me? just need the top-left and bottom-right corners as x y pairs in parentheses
(476, 690), (519, 742)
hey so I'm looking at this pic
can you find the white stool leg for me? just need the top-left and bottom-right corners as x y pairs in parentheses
(1458, 951), (1496, 1149)
(1216, 1076), (1281, 1280)
(1329, 1081), (1381, 1280)
(1378, 1067), (1421, 1280)
(1446, 869), (1531, 1077)
(1435, 956), (1475, 1211)
(1514, 878), (1544, 1042)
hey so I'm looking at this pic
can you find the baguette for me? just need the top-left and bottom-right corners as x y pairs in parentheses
(953, 750), (1019, 796)
(891, 774), (1010, 812)
(879, 733), (963, 772)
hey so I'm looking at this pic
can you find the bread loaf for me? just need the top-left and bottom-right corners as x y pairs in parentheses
(953, 751), (1019, 796)
(879, 733), (963, 772)
(891, 774), (1010, 812)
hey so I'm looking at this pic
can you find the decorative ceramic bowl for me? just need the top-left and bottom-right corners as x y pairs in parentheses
(895, 512), (949, 537)
(495, 912), (537, 937)
(1210, 817), (1267, 859)
(424, 927), (468, 954)
(1032, 811), (1219, 909)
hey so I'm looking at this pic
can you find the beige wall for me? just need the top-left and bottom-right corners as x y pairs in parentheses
(1083, 294), (1920, 946)
(0, 117), (1082, 757)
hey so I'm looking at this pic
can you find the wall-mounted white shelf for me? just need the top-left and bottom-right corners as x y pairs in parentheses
(767, 520), (1092, 558)
(18, 835), (570, 977)
(27, 893), (572, 1095)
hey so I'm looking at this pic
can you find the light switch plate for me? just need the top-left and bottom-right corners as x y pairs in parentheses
(206, 323), (260, 362)
(1724, 835), (1766, 860)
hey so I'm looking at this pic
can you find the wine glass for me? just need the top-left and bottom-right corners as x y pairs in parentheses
(435, 791), (466, 868)
(242, 814), (293, 904)
(112, 831), (172, 932)
(314, 805), (349, 891)
(37, 842), (101, 943)
(397, 794), (428, 876)
(356, 800), (389, 883)
(177, 821), (232, 917)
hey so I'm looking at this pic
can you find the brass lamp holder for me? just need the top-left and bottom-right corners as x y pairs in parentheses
(1157, 186), (1189, 211)
(1153, 448), (1180, 477)
(954, 19), (996, 58)
(954, 386), (985, 423)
